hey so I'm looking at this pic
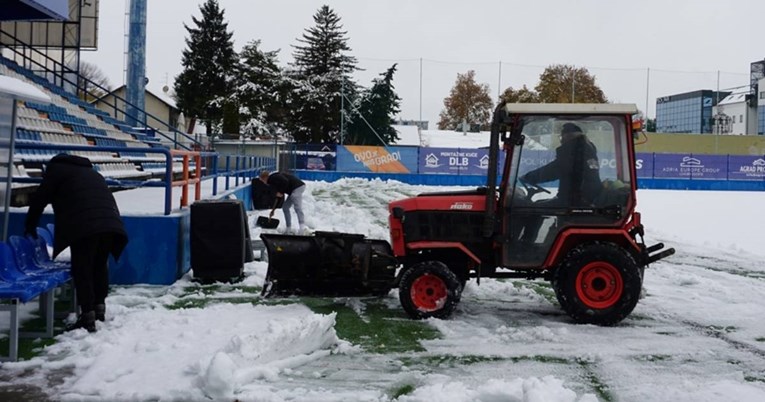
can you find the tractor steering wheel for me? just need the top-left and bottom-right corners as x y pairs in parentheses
(519, 178), (551, 200)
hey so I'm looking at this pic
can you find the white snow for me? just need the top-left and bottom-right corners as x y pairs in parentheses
(395, 124), (493, 148)
(0, 75), (50, 103)
(1, 178), (765, 401)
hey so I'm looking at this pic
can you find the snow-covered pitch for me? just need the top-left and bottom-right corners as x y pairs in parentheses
(1, 178), (764, 401)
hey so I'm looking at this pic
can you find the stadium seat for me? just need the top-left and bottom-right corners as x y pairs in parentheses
(36, 227), (53, 247)
(7, 236), (70, 286)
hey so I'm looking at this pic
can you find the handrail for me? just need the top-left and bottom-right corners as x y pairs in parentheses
(170, 150), (202, 208)
(0, 28), (202, 150)
(12, 143), (275, 215)
(14, 143), (177, 214)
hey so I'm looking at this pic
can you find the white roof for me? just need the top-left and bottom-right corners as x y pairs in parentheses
(393, 125), (422, 146)
(717, 93), (747, 106)
(503, 103), (638, 115)
(0, 75), (50, 103)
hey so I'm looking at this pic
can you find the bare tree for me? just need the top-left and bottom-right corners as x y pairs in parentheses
(78, 61), (112, 102)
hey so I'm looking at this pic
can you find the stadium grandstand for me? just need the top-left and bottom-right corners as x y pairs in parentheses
(0, 0), (275, 320)
(0, 0), (276, 204)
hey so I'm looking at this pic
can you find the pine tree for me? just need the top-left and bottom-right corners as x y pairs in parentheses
(237, 40), (290, 137)
(286, 5), (359, 143)
(437, 70), (493, 131)
(173, 0), (238, 136)
(535, 64), (607, 103)
(346, 64), (401, 145)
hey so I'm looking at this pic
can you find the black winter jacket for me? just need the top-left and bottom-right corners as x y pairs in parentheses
(267, 172), (305, 195)
(522, 135), (602, 205)
(25, 154), (128, 258)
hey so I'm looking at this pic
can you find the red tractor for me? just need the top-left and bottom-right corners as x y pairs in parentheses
(262, 103), (674, 326)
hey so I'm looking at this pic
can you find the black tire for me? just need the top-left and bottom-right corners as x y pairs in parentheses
(553, 242), (642, 326)
(399, 261), (462, 319)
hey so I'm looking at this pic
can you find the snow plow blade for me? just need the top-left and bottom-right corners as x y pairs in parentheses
(260, 231), (398, 297)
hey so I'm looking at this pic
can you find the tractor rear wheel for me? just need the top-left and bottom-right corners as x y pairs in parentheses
(399, 261), (462, 319)
(553, 242), (642, 326)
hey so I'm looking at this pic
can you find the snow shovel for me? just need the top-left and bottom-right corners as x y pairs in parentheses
(256, 216), (279, 229)
(260, 231), (398, 297)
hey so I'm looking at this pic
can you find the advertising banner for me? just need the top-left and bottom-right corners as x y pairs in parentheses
(337, 145), (418, 173)
(418, 148), (490, 175)
(653, 154), (727, 179)
(635, 153), (653, 178)
(728, 155), (765, 181)
(517, 150), (556, 176)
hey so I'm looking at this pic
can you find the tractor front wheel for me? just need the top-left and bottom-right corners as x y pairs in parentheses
(399, 261), (462, 319)
(553, 242), (642, 326)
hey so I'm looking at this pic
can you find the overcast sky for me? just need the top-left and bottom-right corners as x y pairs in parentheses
(82, 0), (762, 125)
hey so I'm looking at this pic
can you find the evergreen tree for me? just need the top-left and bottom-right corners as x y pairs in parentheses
(535, 64), (607, 103)
(173, 0), (238, 135)
(437, 70), (493, 131)
(346, 64), (401, 145)
(287, 5), (359, 143)
(646, 118), (657, 132)
(237, 40), (290, 137)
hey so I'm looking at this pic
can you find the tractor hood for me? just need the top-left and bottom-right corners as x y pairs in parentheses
(389, 189), (489, 214)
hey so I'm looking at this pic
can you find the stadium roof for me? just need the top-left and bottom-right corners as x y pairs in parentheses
(0, 0), (69, 21)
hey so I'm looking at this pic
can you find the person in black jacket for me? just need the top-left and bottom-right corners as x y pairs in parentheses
(259, 170), (307, 234)
(517, 123), (602, 243)
(25, 154), (128, 333)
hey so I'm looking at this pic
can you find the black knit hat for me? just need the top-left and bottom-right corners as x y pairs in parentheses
(561, 123), (583, 135)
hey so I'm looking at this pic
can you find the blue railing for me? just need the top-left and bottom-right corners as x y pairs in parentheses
(13, 143), (275, 215)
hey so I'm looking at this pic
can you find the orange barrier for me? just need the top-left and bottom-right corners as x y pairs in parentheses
(170, 150), (202, 208)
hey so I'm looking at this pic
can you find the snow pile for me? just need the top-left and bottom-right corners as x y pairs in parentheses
(9, 303), (345, 401)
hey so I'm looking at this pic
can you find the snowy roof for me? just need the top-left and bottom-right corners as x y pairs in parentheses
(392, 124), (422, 146)
(393, 125), (491, 148)
(717, 93), (748, 106)
(92, 84), (179, 110)
(503, 103), (638, 115)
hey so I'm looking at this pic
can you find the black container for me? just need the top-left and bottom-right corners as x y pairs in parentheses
(190, 199), (246, 282)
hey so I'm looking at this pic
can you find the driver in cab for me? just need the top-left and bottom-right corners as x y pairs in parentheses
(520, 122), (602, 207)
(515, 123), (602, 245)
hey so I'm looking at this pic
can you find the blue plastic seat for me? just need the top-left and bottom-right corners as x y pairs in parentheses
(0, 241), (59, 362)
(28, 235), (70, 270)
(0, 243), (54, 292)
(0, 279), (44, 304)
(36, 227), (53, 247)
(7, 236), (70, 286)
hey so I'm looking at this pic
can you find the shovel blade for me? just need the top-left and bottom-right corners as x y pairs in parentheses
(260, 231), (397, 297)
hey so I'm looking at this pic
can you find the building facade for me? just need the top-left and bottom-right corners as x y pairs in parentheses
(712, 93), (757, 135)
(655, 90), (730, 134)
(759, 77), (765, 135)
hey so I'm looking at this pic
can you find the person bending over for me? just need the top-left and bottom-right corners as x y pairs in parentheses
(25, 154), (128, 333)
(259, 170), (307, 234)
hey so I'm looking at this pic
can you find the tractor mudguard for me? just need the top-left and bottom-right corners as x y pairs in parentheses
(260, 231), (398, 297)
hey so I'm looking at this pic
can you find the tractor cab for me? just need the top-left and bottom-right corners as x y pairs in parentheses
(497, 104), (638, 268)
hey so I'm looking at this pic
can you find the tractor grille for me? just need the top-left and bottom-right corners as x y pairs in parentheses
(402, 211), (484, 243)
